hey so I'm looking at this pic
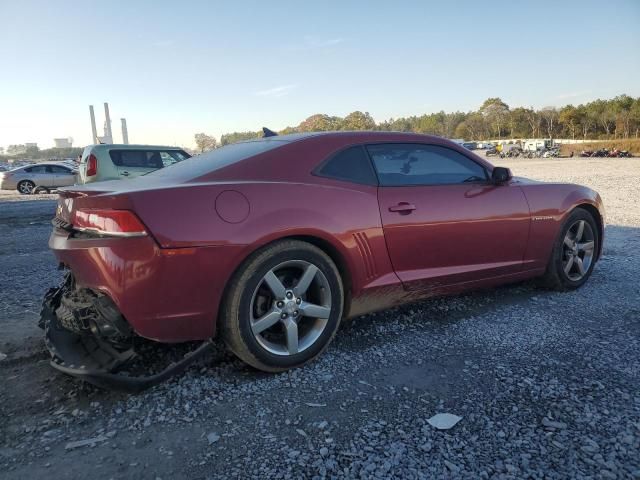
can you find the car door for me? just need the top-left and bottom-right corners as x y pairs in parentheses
(48, 165), (76, 188)
(24, 165), (53, 187)
(369, 143), (530, 291)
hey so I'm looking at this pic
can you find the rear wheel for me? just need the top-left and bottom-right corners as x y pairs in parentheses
(17, 180), (35, 195)
(540, 208), (599, 290)
(33, 186), (49, 194)
(220, 240), (344, 372)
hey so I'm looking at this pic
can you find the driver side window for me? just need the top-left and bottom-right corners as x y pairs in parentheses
(366, 143), (487, 186)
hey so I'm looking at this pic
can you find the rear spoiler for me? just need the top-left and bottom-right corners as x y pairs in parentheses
(262, 127), (278, 138)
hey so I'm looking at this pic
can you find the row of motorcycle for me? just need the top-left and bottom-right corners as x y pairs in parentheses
(486, 147), (560, 158)
(579, 148), (632, 158)
(486, 147), (633, 158)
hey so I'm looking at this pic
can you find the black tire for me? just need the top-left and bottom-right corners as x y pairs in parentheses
(220, 240), (344, 372)
(539, 208), (600, 291)
(17, 180), (35, 195)
(33, 186), (49, 194)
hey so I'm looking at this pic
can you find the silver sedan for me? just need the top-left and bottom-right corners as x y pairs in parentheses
(0, 162), (77, 194)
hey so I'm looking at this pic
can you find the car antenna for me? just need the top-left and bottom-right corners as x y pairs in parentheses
(262, 127), (278, 138)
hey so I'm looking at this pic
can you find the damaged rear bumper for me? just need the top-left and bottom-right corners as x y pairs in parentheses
(40, 277), (214, 393)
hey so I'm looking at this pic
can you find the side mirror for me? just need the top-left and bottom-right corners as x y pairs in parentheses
(491, 167), (512, 184)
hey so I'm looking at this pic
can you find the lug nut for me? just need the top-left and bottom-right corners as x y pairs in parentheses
(281, 312), (288, 319)
(276, 301), (284, 308)
(295, 298), (301, 305)
(293, 310), (299, 316)
(286, 291), (293, 299)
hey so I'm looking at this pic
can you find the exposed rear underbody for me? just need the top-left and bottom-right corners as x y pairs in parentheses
(40, 273), (214, 392)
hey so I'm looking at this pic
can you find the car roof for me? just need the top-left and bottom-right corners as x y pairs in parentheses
(237, 130), (448, 145)
(20, 161), (73, 167)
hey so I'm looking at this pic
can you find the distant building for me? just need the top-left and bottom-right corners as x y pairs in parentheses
(24, 142), (38, 149)
(54, 138), (73, 148)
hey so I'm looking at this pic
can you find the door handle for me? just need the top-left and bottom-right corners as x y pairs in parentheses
(121, 171), (130, 176)
(388, 202), (416, 213)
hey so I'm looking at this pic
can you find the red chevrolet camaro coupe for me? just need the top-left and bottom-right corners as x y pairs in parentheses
(41, 131), (604, 390)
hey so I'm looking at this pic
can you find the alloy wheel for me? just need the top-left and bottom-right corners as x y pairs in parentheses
(19, 182), (34, 194)
(562, 219), (595, 281)
(249, 260), (332, 356)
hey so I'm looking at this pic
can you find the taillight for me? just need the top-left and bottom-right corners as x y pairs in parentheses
(72, 209), (147, 237)
(86, 154), (98, 176)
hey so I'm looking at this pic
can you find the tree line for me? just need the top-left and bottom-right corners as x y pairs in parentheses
(195, 94), (640, 151)
(0, 146), (83, 162)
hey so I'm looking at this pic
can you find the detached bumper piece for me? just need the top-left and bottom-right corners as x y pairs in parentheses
(40, 281), (214, 393)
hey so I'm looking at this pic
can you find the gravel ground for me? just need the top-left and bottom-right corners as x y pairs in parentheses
(0, 190), (58, 202)
(0, 158), (639, 479)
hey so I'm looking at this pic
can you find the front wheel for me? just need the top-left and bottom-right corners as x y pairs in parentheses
(540, 208), (600, 290)
(220, 240), (344, 372)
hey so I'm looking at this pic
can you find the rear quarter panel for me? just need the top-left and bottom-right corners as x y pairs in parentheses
(129, 181), (396, 299)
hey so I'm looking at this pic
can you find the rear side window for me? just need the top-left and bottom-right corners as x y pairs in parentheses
(24, 165), (48, 173)
(109, 150), (190, 169)
(47, 165), (73, 174)
(315, 146), (378, 186)
(159, 150), (190, 167)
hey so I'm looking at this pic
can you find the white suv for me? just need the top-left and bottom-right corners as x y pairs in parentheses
(78, 144), (191, 184)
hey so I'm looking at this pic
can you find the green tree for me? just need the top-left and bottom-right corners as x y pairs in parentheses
(509, 107), (532, 138)
(523, 108), (541, 138)
(580, 104), (598, 139)
(219, 131), (261, 146)
(559, 105), (580, 140)
(541, 107), (559, 139)
(194, 133), (218, 152)
(612, 94), (634, 138)
(340, 111), (376, 130)
(480, 98), (510, 139)
(589, 99), (616, 137)
(414, 114), (441, 135)
(298, 114), (342, 132)
(630, 99), (640, 138)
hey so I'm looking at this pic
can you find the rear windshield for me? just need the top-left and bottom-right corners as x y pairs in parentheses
(146, 139), (287, 180)
(109, 149), (191, 169)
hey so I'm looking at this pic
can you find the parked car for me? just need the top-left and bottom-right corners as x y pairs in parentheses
(0, 162), (77, 194)
(77, 144), (191, 184)
(41, 131), (604, 390)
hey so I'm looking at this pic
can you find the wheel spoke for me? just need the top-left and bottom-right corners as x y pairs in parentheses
(251, 310), (281, 334)
(283, 318), (298, 354)
(575, 257), (586, 276)
(575, 220), (585, 241)
(293, 264), (318, 296)
(563, 235), (574, 249)
(563, 256), (574, 275)
(578, 241), (594, 253)
(299, 301), (330, 319)
(263, 270), (286, 299)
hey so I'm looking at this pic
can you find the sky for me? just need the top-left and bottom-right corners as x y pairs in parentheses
(1, 0), (639, 150)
